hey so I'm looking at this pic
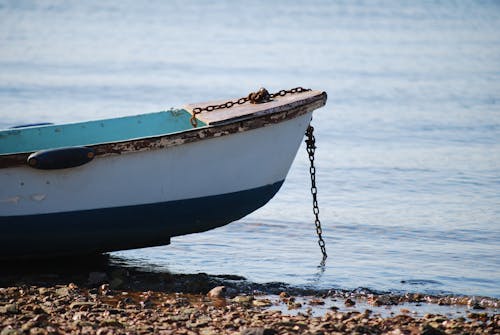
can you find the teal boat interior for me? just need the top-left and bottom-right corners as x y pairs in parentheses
(0, 109), (205, 155)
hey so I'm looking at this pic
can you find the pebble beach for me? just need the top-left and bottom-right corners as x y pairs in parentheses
(1, 259), (498, 335)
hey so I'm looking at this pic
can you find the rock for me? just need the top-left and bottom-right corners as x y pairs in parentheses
(190, 316), (212, 328)
(99, 319), (124, 328)
(21, 314), (49, 334)
(287, 301), (302, 309)
(279, 291), (289, 299)
(200, 329), (219, 335)
(68, 282), (78, 289)
(420, 323), (446, 335)
(344, 298), (356, 307)
(55, 287), (69, 297)
(99, 283), (110, 295)
(309, 298), (325, 306)
(21, 322), (36, 333)
(88, 272), (108, 285)
(3, 303), (18, 314)
(1, 327), (20, 335)
(69, 301), (95, 310)
(252, 299), (272, 307)
(233, 295), (254, 303)
(240, 328), (277, 335)
(470, 302), (485, 310)
(207, 286), (226, 299)
(26, 304), (46, 315)
(140, 299), (154, 309)
(28, 328), (46, 335)
(368, 297), (383, 306)
(37, 288), (49, 296)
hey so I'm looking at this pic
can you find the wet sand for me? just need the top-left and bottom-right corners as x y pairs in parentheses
(1, 255), (498, 334)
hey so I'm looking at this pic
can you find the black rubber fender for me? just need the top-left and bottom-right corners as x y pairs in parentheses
(27, 147), (95, 170)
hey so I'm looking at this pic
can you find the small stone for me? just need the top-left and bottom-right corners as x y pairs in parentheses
(75, 321), (93, 328)
(240, 328), (277, 335)
(140, 299), (154, 309)
(344, 298), (356, 307)
(4, 304), (18, 314)
(28, 328), (46, 335)
(200, 329), (218, 335)
(72, 312), (87, 321)
(420, 323), (446, 335)
(287, 301), (302, 309)
(99, 284), (110, 295)
(252, 299), (272, 307)
(99, 319), (124, 328)
(37, 288), (49, 296)
(368, 297), (383, 306)
(96, 328), (108, 335)
(30, 305), (47, 315)
(471, 302), (485, 310)
(55, 287), (69, 297)
(21, 322), (36, 332)
(309, 298), (325, 305)
(1, 327), (20, 335)
(207, 286), (226, 299)
(69, 301), (95, 310)
(194, 316), (212, 328)
(68, 283), (78, 290)
(233, 295), (254, 303)
(279, 292), (289, 299)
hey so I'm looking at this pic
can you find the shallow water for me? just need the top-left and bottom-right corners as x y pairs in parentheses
(1, 1), (499, 297)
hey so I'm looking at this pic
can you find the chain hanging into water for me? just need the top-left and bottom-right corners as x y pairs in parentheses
(305, 124), (328, 265)
(189, 86), (327, 263)
(190, 87), (311, 127)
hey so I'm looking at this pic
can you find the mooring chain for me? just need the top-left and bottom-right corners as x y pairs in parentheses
(190, 87), (311, 127)
(189, 86), (327, 263)
(305, 124), (328, 264)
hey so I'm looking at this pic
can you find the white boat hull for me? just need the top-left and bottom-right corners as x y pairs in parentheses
(0, 88), (327, 259)
(0, 112), (312, 258)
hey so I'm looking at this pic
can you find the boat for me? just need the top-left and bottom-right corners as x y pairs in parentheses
(0, 87), (327, 259)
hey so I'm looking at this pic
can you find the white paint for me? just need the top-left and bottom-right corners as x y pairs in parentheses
(30, 194), (46, 201)
(0, 196), (21, 204)
(0, 112), (312, 216)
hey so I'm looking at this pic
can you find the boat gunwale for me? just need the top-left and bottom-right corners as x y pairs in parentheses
(0, 91), (327, 169)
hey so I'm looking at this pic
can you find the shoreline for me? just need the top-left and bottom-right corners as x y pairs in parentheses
(1, 258), (498, 334)
(1, 283), (498, 334)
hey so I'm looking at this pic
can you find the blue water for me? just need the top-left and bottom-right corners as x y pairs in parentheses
(1, 0), (499, 297)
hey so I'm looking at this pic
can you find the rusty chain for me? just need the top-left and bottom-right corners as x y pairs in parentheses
(190, 87), (311, 127)
(305, 124), (328, 264)
(189, 86), (327, 263)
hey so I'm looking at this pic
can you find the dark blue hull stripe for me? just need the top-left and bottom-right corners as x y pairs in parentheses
(0, 180), (284, 259)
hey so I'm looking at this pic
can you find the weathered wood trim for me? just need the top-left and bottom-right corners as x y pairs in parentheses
(0, 92), (327, 169)
(185, 89), (325, 125)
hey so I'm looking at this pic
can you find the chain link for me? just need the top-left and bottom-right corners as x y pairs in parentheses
(305, 124), (327, 264)
(188, 87), (326, 263)
(190, 87), (311, 127)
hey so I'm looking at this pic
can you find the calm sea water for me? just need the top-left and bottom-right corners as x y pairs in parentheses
(1, 0), (499, 297)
